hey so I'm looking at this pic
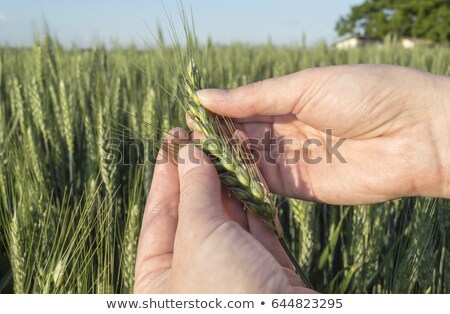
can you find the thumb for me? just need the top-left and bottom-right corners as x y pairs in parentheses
(177, 144), (228, 231)
(196, 70), (310, 118)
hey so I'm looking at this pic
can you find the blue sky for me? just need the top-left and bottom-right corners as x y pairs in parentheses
(0, 0), (364, 47)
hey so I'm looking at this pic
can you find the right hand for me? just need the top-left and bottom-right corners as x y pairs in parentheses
(196, 64), (450, 204)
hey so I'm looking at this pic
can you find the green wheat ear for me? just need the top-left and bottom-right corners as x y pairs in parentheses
(184, 60), (283, 238)
(182, 60), (313, 288)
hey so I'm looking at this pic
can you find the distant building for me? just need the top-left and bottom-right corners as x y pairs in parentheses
(401, 37), (416, 49)
(333, 36), (381, 50)
(400, 37), (434, 49)
(334, 35), (435, 50)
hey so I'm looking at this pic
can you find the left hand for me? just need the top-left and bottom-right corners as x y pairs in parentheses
(134, 128), (315, 293)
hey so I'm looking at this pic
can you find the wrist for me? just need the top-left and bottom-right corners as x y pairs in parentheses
(428, 74), (450, 198)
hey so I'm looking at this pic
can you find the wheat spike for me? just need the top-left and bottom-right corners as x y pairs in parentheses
(10, 212), (26, 293)
(184, 61), (282, 236)
(122, 204), (140, 292)
(44, 34), (59, 84)
(97, 109), (117, 199)
(59, 80), (74, 155)
(48, 83), (65, 137)
(290, 199), (314, 273)
(28, 78), (47, 141)
(0, 53), (3, 87)
(0, 102), (6, 200)
(11, 78), (26, 131)
(34, 43), (43, 92)
(53, 259), (67, 290)
(183, 61), (314, 288)
(142, 87), (156, 138)
(26, 127), (44, 183)
(142, 87), (156, 193)
(83, 113), (97, 176)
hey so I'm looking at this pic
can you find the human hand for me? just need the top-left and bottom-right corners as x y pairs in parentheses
(196, 65), (450, 204)
(134, 129), (315, 293)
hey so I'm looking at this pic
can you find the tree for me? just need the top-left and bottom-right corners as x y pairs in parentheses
(335, 0), (450, 42)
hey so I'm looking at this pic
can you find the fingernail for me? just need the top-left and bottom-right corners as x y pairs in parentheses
(196, 89), (229, 102)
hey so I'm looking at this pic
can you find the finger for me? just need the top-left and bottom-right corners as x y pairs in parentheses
(196, 70), (315, 118)
(256, 146), (319, 202)
(186, 131), (249, 229)
(189, 133), (249, 229)
(186, 117), (250, 230)
(185, 113), (194, 130)
(191, 127), (251, 229)
(246, 210), (293, 269)
(177, 144), (229, 239)
(135, 128), (188, 277)
(190, 129), (206, 141)
(221, 188), (249, 231)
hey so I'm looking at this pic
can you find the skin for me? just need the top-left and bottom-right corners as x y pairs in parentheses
(134, 130), (314, 293)
(196, 64), (450, 204)
(135, 64), (450, 293)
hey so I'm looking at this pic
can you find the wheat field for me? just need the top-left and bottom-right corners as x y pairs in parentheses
(0, 33), (449, 293)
